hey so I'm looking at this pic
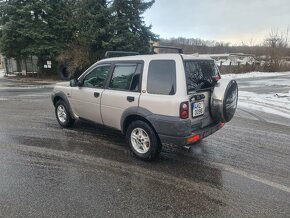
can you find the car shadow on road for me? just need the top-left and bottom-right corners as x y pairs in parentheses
(11, 119), (224, 192)
(58, 120), (225, 191)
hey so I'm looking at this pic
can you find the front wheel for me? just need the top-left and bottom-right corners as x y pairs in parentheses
(55, 100), (75, 128)
(126, 120), (162, 161)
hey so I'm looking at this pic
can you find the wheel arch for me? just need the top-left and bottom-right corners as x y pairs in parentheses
(51, 91), (76, 119)
(53, 96), (63, 106)
(121, 107), (158, 135)
(122, 114), (162, 145)
(123, 114), (150, 133)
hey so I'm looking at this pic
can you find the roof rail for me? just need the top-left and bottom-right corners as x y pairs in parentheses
(151, 46), (183, 54)
(105, 51), (140, 58)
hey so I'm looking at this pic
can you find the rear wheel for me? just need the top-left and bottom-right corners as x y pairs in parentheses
(55, 100), (75, 128)
(126, 120), (161, 161)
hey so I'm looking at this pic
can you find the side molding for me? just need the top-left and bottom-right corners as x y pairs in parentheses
(120, 107), (191, 137)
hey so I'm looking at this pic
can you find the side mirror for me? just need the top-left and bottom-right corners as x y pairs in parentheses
(77, 79), (84, 87)
(70, 79), (78, 87)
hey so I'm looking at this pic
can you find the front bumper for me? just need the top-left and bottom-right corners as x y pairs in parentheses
(158, 122), (224, 146)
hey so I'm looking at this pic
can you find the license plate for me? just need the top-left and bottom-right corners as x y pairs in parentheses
(192, 101), (204, 118)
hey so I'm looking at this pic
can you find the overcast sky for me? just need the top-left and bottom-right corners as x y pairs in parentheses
(143, 0), (290, 45)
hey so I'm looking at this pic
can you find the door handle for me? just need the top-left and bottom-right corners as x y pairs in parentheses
(94, 92), (100, 98)
(127, 96), (135, 102)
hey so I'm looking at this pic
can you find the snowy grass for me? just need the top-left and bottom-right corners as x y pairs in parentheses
(239, 91), (290, 107)
(238, 101), (290, 119)
(222, 71), (290, 79)
(238, 91), (290, 119)
(228, 71), (290, 119)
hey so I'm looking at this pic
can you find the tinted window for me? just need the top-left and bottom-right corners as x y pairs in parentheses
(83, 65), (111, 88)
(109, 64), (137, 91)
(130, 64), (142, 92)
(184, 60), (219, 92)
(147, 60), (176, 95)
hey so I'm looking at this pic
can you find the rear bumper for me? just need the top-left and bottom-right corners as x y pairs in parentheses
(159, 122), (224, 146)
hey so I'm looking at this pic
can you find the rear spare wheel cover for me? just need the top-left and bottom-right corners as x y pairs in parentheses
(223, 80), (238, 122)
(211, 79), (238, 123)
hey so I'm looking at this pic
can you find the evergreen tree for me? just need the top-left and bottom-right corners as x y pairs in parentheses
(0, 0), (74, 71)
(73, 0), (111, 61)
(0, 0), (30, 58)
(56, 0), (112, 78)
(108, 0), (157, 54)
(0, 0), (157, 76)
(23, 0), (74, 57)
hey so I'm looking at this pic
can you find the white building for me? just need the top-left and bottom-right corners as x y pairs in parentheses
(201, 53), (257, 66)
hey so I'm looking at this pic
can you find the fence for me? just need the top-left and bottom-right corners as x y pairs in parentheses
(4, 56), (39, 76)
(218, 62), (290, 74)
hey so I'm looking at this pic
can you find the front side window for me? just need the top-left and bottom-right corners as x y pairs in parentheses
(184, 60), (219, 92)
(83, 65), (111, 88)
(147, 60), (176, 95)
(109, 64), (138, 91)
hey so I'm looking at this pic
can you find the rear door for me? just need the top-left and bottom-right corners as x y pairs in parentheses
(70, 64), (111, 123)
(139, 59), (179, 117)
(101, 62), (142, 130)
(184, 60), (220, 128)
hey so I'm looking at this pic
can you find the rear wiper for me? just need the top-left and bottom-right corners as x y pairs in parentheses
(195, 87), (212, 93)
(195, 81), (205, 90)
(188, 80), (214, 92)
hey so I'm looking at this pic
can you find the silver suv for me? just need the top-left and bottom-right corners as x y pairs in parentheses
(51, 51), (238, 160)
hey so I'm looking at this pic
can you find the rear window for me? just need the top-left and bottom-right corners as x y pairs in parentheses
(184, 60), (219, 92)
(147, 60), (176, 95)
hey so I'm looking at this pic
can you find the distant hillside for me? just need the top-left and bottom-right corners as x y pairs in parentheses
(159, 37), (290, 57)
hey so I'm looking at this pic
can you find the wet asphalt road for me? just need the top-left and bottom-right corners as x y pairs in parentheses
(0, 76), (290, 217)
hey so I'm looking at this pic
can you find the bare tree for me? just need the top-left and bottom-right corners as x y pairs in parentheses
(264, 28), (290, 71)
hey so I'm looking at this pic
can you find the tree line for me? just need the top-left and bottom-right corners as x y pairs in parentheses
(0, 0), (157, 78)
(160, 29), (290, 72)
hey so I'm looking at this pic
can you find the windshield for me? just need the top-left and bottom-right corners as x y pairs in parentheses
(184, 60), (219, 92)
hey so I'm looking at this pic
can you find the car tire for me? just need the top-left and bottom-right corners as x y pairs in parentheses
(126, 120), (162, 161)
(55, 100), (75, 128)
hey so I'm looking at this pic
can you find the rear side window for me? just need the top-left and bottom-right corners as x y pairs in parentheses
(147, 60), (176, 95)
(109, 64), (137, 91)
(184, 60), (219, 92)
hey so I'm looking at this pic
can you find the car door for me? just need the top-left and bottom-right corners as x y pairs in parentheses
(70, 64), (111, 124)
(101, 62), (142, 130)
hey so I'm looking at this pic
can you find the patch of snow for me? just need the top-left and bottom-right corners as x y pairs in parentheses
(238, 91), (290, 119)
(220, 59), (232, 66)
(0, 85), (53, 90)
(238, 101), (290, 119)
(17, 93), (50, 97)
(0, 69), (5, 78)
(246, 78), (290, 87)
(4, 74), (16, 77)
(222, 71), (290, 79)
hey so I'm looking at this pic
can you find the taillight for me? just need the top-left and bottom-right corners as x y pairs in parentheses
(213, 74), (221, 81)
(187, 134), (201, 144)
(180, 101), (189, 119)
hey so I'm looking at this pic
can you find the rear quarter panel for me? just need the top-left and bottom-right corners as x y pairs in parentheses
(139, 55), (188, 117)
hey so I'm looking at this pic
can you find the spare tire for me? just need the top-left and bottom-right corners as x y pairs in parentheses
(210, 79), (238, 123)
(57, 62), (70, 81)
